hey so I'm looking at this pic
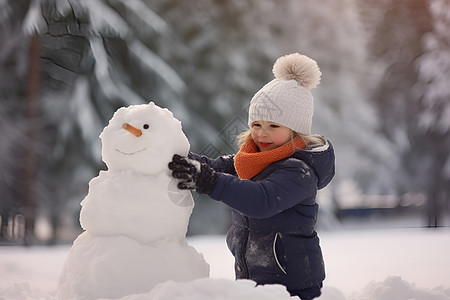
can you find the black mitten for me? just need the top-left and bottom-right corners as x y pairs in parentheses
(168, 154), (218, 194)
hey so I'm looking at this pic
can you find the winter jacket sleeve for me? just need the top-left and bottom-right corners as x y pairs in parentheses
(209, 158), (318, 219)
(188, 152), (236, 175)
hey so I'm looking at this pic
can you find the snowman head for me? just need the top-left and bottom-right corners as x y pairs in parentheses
(100, 102), (190, 175)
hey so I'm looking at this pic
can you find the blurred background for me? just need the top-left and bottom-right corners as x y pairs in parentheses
(0, 0), (449, 246)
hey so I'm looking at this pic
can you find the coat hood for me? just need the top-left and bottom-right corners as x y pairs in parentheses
(291, 139), (335, 189)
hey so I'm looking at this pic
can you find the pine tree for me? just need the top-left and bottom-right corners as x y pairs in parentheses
(361, 0), (449, 225)
(414, 0), (450, 226)
(0, 0), (34, 243)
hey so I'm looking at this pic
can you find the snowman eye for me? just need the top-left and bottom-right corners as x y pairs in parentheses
(143, 124), (149, 130)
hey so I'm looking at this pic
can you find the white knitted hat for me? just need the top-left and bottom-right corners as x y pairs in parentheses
(248, 53), (321, 135)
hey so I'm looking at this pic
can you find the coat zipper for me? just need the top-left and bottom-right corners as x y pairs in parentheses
(273, 232), (287, 275)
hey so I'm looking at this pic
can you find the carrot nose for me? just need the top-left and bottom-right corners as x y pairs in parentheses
(123, 123), (142, 137)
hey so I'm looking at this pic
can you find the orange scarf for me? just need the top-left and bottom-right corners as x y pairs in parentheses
(234, 136), (306, 180)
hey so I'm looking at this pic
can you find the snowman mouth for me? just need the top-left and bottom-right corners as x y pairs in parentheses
(115, 148), (147, 155)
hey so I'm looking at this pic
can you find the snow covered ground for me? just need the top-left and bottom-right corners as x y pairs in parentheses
(1, 228), (450, 299)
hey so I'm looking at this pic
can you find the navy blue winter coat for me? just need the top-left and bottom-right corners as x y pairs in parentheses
(190, 140), (335, 292)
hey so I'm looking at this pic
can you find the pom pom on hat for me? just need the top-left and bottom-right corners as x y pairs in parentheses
(272, 53), (321, 90)
(248, 53), (322, 135)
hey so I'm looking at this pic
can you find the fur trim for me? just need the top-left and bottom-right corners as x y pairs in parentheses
(272, 53), (321, 90)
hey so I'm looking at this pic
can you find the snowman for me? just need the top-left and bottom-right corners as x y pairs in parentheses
(57, 102), (210, 300)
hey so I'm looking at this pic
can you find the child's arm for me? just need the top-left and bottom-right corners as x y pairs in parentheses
(169, 155), (317, 218)
(210, 160), (318, 218)
(188, 152), (236, 175)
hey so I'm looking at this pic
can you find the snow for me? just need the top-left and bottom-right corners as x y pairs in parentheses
(80, 0), (131, 37)
(119, 0), (170, 34)
(1, 229), (450, 299)
(22, 0), (47, 35)
(89, 36), (118, 99)
(321, 228), (450, 296)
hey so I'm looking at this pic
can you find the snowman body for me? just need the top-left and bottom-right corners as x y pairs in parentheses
(57, 103), (209, 300)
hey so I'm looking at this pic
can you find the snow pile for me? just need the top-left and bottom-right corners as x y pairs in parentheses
(57, 102), (209, 300)
(99, 275), (450, 300)
(102, 276), (450, 300)
(139, 277), (450, 300)
(118, 278), (293, 300)
(0, 283), (53, 300)
(347, 276), (450, 300)
(3, 276), (449, 300)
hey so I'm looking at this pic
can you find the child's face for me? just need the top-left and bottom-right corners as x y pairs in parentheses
(250, 121), (293, 152)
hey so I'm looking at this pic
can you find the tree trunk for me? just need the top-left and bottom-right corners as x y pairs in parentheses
(428, 188), (447, 227)
(23, 33), (41, 246)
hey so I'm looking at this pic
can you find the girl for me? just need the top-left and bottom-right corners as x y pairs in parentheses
(169, 53), (335, 300)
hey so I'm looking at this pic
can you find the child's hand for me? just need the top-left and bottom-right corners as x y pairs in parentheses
(168, 155), (218, 194)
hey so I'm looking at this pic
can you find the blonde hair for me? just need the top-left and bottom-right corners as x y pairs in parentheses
(237, 128), (325, 150)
